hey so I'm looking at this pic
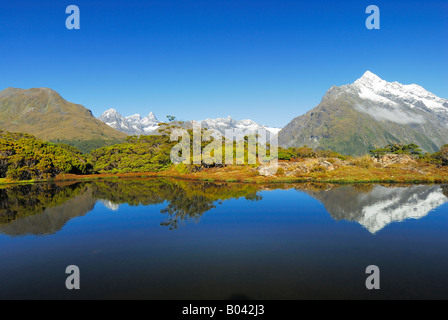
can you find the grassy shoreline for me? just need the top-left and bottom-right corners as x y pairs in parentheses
(2, 162), (448, 186)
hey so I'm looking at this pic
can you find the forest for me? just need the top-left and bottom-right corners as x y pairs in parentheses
(0, 131), (92, 181)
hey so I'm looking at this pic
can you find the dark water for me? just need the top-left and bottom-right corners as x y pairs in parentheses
(0, 179), (448, 300)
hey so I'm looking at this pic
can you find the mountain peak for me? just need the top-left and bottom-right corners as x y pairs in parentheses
(144, 112), (158, 121)
(279, 72), (448, 155)
(356, 71), (383, 84)
(361, 70), (379, 78)
(104, 108), (119, 114)
(350, 71), (447, 112)
(126, 114), (142, 121)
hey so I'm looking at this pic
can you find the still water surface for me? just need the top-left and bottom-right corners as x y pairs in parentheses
(0, 179), (447, 299)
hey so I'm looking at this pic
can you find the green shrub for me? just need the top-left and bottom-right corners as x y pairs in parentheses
(0, 131), (92, 180)
(176, 163), (191, 174)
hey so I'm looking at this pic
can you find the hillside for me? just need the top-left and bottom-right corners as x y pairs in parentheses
(0, 87), (127, 151)
(278, 71), (448, 155)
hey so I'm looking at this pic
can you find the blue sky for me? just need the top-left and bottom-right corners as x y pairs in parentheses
(0, 0), (447, 127)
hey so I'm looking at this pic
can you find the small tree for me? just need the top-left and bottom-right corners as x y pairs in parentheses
(401, 143), (422, 156)
(370, 147), (389, 158)
(370, 143), (422, 158)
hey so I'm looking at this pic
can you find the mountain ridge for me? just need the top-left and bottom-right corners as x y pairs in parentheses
(98, 109), (281, 139)
(2, 72), (447, 157)
(0, 87), (127, 151)
(98, 108), (161, 135)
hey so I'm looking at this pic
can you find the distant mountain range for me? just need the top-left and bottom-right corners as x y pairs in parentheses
(1, 71), (447, 155)
(98, 108), (161, 136)
(278, 71), (448, 155)
(98, 108), (281, 139)
(0, 87), (127, 150)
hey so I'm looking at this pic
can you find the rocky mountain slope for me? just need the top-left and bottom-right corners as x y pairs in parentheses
(278, 71), (448, 155)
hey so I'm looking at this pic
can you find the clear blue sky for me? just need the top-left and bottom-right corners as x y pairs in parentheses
(0, 0), (447, 127)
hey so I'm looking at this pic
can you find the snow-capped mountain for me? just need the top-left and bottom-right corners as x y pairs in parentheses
(193, 116), (280, 141)
(351, 71), (448, 124)
(98, 108), (161, 135)
(98, 109), (281, 139)
(279, 71), (448, 155)
(98, 199), (120, 211)
(304, 184), (448, 234)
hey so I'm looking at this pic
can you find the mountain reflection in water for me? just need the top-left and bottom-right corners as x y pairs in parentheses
(302, 184), (448, 233)
(0, 179), (447, 236)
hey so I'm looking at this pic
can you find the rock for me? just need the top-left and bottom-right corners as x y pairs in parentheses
(375, 154), (416, 166)
(258, 163), (279, 176)
(319, 160), (335, 171)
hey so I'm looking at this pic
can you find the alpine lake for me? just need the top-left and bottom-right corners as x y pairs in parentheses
(1, 178), (448, 299)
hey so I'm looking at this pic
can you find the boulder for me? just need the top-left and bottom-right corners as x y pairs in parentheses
(258, 163), (279, 176)
(319, 160), (336, 171)
(373, 154), (416, 166)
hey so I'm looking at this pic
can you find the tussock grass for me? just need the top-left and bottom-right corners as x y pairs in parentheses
(351, 155), (374, 169)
